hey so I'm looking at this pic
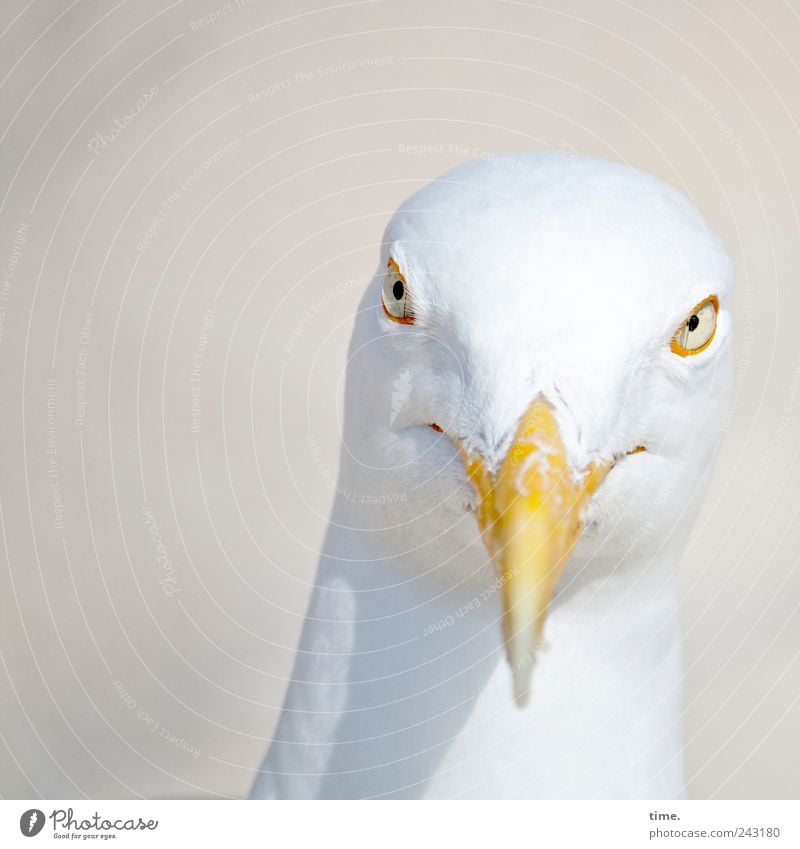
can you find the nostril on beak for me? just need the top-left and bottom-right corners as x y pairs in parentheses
(429, 423), (443, 432)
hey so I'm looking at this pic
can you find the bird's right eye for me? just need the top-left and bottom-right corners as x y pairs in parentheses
(381, 258), (414, 324)
(671, 295), (718, 356)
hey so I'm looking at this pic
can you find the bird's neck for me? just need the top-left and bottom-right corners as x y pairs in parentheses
(297, 512), (687, 798)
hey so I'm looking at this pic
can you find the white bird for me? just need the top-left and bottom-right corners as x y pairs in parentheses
(251, 153), (733, 799)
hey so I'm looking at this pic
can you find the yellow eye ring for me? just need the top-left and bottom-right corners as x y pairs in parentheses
(380, 257), (415, 324)
(671, 295), (719, 357)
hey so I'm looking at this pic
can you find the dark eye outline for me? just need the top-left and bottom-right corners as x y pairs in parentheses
(380, 257), (415, 324)
(670, 295), (719, 357)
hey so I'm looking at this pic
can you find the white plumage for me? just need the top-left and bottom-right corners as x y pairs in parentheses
(251, 153), (733, 799)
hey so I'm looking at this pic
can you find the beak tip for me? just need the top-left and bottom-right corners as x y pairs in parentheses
(509, 648), (537, 707)
(513, 678), (532, 707)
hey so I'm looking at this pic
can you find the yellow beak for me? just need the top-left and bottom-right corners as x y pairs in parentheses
(461, 398), (609, 704)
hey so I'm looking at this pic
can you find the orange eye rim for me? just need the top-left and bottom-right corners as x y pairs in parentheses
(381, 257), (415, 324)
(670, 295), (719, 357)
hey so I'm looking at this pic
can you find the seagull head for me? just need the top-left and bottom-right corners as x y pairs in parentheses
(341, 153), (733, 701)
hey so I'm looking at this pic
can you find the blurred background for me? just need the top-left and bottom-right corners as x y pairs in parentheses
(0, 0), (798, 799)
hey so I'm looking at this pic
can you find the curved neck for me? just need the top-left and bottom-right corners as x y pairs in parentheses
(275, 515), (687, 798)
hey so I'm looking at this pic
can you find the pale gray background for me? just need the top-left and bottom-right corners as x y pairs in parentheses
(0, 0), (798, 799)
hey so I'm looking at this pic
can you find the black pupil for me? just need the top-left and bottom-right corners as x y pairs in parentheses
(392, 280), (404, 300)
(688, 314), (700, 332)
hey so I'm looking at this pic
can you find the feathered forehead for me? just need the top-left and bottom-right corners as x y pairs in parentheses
(382, 153), (732, 329)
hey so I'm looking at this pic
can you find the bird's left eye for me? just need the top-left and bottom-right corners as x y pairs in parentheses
(671, 296), (719, 356)
(381, 258), (415, 324)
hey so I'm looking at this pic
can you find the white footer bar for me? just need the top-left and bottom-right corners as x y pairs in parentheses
(2, 799), (797, 848)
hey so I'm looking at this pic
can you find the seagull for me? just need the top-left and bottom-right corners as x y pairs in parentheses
(251, 153), (733, 799)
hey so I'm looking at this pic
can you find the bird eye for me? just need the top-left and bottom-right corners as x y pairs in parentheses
(671, 296), (719, 356)
(381, 257), (414, 324)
